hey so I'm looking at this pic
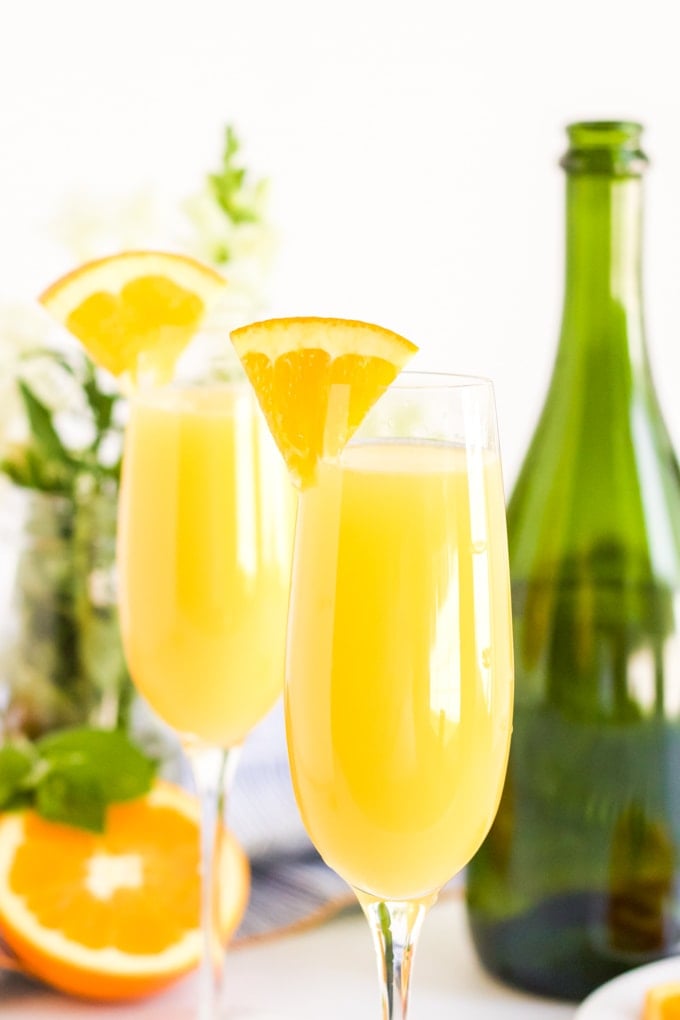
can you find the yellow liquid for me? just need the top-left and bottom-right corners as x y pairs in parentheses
(118, 384), (295, 748)
(286, 440), (513, 900)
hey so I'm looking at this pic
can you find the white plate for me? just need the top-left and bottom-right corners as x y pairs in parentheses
(576, 958), (680, 1019)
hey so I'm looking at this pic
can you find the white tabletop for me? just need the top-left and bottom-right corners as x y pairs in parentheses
(0, 895), (577, 1019)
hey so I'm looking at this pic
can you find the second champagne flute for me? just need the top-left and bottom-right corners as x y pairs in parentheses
(117, 374), (295, 1018)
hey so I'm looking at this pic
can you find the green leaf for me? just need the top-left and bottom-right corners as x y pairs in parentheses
(208, 125), (261, 225)
(0, 743), (37, 809)
(82, 361), (117, 437)
(0, 728), (157, 832)
(15, 381), (79, 494)
(35, 768), (107, 832)
(0, 456), (35, 489)
(37, 727), (158, 806)
(18, 382), (74, 468)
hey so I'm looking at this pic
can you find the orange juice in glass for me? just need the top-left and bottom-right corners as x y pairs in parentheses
(287, 439), (512, 900)
(118, 383), (294, 749)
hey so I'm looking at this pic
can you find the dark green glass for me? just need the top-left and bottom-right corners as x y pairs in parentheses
(465, 121), (680, 1001)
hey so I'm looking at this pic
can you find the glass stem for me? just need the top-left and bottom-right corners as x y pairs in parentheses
(184, 743), (241, 1020)
(357, 891), (438, 1020)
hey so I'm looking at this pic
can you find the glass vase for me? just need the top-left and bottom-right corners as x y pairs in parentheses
(0, 481), (133, 739)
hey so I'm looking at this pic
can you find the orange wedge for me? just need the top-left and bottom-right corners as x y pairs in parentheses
(39, 250), (227, 385)
(230, 316), (418, 486)
(644, 982), (680, 1019)
(0, 780), (249, 1002)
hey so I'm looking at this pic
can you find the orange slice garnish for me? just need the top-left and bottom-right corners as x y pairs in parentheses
(0, 780), (249, 1001)
(39, 250), (227, 386)
(230, 316), (418, 486)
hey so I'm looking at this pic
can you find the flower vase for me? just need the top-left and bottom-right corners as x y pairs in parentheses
(0, 481), (132, 738)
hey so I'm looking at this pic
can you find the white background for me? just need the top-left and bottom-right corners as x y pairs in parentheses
(2, 0), (680, 486)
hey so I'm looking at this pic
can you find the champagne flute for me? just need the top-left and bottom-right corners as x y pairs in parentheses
(284, 373), (514, 1018)
(117, 365), (295, 1018)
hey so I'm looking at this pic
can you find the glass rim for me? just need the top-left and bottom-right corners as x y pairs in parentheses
(386, 369), (494, 391)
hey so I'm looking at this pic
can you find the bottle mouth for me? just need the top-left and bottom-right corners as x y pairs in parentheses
(560, 120), (648, 176)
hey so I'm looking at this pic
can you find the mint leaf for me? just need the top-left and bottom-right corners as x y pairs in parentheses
(37, 727), (158, 806)
(0, 743), (37, 809)
(0, 729), (157, 833)
(35, 768), (106, 832)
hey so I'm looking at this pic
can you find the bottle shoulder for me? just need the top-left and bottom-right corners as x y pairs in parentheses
(508, 376), (680, 584)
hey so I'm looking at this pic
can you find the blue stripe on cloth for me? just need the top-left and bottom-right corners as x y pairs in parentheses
(235, 853), (355, 942)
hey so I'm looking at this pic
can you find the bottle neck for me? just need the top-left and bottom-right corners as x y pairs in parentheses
(559, 173), (647, 368)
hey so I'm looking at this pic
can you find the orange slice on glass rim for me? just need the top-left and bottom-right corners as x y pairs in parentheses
(39, 250), (227, 386)
(230, 316), (418, 487)
(0, 780), (249, 1002)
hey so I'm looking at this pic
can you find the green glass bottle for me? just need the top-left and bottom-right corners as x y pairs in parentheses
(465, 121), (680, 1001)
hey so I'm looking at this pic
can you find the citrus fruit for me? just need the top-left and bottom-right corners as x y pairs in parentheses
(230, 316), (418, 486)
(39, 250), (227, 385)
(0, 780), (249, 1002)
(644, 982), (680, 1019)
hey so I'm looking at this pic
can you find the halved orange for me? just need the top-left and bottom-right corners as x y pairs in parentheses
(644, 982), (680, 1019)
(39, 250), (227, 385)
(0, 780), (249, 1002)
(230, 316), (418, 486)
